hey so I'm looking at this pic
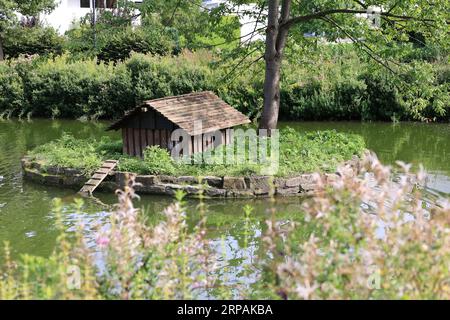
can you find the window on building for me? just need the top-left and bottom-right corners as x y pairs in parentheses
(80, 0), (90, 8)
(96, 0), (117, 8)
(80, 0), (117, 9)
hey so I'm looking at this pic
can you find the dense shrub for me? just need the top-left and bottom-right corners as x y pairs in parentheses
(360, 70), (406, 121)
(3, 26), (64, 59)
(0, 46), (448, 122)
(96, 27), (174, 63)
(278, 44), (449, 122)
(0, 52), (213, 119)
(0, 64), (24, 118)
(16, 57), (117, 118)
(280, 80), (367, 121)
(65, 14), (176, 63)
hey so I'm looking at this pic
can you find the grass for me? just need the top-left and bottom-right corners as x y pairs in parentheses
(27, 128), (365, 177)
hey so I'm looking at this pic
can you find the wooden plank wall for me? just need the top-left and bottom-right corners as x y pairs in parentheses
(190, 129), (231, 155)
(122, 127), (233, 158)
(122, 128), (174, 158)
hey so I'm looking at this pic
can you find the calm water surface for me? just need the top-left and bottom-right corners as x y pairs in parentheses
(0, 120), (449, 265)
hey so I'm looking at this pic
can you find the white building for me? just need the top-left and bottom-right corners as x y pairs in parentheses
(201, 1), (265, 43)
(202, 0), (227, 10)
(38, 0), (263, 43)
(38, 0), (141, 34)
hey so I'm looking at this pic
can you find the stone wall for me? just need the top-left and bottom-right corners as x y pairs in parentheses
(21, 156), (362, 198)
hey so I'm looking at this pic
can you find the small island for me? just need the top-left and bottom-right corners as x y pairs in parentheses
(22, 127), (365, 198)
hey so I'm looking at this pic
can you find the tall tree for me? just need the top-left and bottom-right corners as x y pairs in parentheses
(0, 0), (55, 60)
(224, 0), (449, 130)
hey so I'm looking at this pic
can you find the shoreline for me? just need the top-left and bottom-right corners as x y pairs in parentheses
(21, 156), (362, 198)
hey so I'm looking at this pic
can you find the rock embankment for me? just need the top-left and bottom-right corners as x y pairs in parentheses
(21, 156), (362, 198)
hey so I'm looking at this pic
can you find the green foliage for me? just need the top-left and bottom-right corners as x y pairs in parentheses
(257, 154), (450, 299)
(125, 51), (213, 102)
(66, 21), (176, 63)
(0, 52), (214, 118)
(278, 44), (449, 122)
(28, 133), (120, 174)
(96, 27), (173, 63)
(139, 0), (216, 50)
(3, 26), (63, 59)
(28, 129), (365, 177)
(0, 44), (448, 121)
(0, 63), (24, 117)
(142, 146), (177, 175)
(278, 128), (365, 175)
(0, 0), (57, 57)
(117, 146), (177, 175)
(2, 155), (449, 299)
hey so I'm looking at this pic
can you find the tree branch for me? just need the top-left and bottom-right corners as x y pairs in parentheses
(281, 8), (442, 31)
(320, 16), (398, 75)
(275, 0), (292, 53)
(265, 0), (280, 59)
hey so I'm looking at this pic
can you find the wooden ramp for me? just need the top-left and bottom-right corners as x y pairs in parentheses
(79, 160), (118, 196)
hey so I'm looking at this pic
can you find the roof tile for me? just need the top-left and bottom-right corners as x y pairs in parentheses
(107, 91), (251, 135)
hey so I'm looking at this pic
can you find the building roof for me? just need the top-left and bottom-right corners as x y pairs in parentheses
(107, 91), (251, 135)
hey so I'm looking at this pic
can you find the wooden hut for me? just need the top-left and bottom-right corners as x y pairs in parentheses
(107, 91), (251, 157)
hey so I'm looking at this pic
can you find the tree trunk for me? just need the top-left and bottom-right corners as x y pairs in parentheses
(260, 56), (281, 131)
(259, 0), (280, 131)
(259, 0), (291, 131)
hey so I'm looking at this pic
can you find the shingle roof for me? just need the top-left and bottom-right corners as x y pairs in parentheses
(107, 91), (251, 135)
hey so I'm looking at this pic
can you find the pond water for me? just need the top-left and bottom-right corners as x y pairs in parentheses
(0, 120), (449, 269)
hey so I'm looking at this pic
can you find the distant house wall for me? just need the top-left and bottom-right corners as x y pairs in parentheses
(33, 0), (141, 34)
(202, 1), (265, 44)
(30, 0), (261, 42)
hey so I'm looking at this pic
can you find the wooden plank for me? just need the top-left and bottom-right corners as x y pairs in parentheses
(167, 130), (173, 151)
(127, 128), (134, 157)
(101, 163), (116, 168)
(154, 129), (160, 146)
(79, 160), (118, 195)
(147, 129), (154, 147)
(134, 129), (141, 158)
(160, 129), (168, 149)
(141, 129), (148, 149)
(192, 135), (197, 154)
(221, 129), (225, 146)
(122, 129), (128, 154)
(91, 173), (107, 180)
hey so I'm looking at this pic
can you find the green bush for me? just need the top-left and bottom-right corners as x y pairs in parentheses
(17, 57), (116, 118)
(125, 52), (213, 102)
(0, 64), (24, 118)
(143, 146), (177, 175)
(3, 26), (64, 59)
(96, 27), (174, 63)
(1, 52), (214, 119)
(0, 46), (448, 122)
(280, 80), (367, 121)
(277, 45), (449, 122)
(359, 70), (406, 121)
